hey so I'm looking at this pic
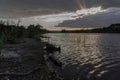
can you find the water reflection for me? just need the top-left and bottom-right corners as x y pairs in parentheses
(44, 33), (120, 80)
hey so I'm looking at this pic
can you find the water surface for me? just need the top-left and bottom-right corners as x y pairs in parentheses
(44, 33), (120, 80)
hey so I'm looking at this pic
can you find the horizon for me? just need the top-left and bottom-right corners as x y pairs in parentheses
(0, 0), (120, 30)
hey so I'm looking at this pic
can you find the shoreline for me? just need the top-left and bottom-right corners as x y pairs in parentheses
(0, 38), (63, 80)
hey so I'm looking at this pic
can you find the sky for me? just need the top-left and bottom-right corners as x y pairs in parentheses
(0, 0), (120, 30)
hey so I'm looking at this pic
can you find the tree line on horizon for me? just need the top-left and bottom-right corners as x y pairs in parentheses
(0, 21), (120, 46)
(59, 23), (120, 33)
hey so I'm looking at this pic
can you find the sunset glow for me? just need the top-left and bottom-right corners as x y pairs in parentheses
(76, 0), (86, 9)
(75, 6), (106, 18)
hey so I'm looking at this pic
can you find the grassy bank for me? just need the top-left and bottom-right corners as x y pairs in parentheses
(0, 21), (63, 80)
(0, 21), (47, 44)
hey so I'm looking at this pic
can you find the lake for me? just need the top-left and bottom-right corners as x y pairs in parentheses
(44, 33), (120, 80)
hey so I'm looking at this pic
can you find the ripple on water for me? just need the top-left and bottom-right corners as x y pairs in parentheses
(44, 33), (120, 80)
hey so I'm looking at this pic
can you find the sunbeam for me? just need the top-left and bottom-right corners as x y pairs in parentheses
(76, 0), (86, 10)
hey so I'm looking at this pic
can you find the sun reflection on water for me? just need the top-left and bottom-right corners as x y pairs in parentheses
(44, 33), (120, 80)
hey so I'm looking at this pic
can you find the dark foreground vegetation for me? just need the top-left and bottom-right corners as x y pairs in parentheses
(0, 21), (47, 44)
(49, 23), (120, 33)
(0, 21), (62, 80)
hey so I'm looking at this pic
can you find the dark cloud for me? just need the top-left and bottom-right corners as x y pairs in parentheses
(0, 0), (77, 18)
(56, 8), (120, 28)
(0, 0), (120, 18)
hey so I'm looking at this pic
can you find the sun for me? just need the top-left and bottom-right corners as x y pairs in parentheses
(75, 0), (106, 18)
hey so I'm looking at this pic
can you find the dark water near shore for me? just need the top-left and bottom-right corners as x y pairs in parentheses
(44, 33), (120, 80)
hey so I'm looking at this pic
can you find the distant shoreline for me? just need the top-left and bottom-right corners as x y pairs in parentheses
(48, 24), (120, 33)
